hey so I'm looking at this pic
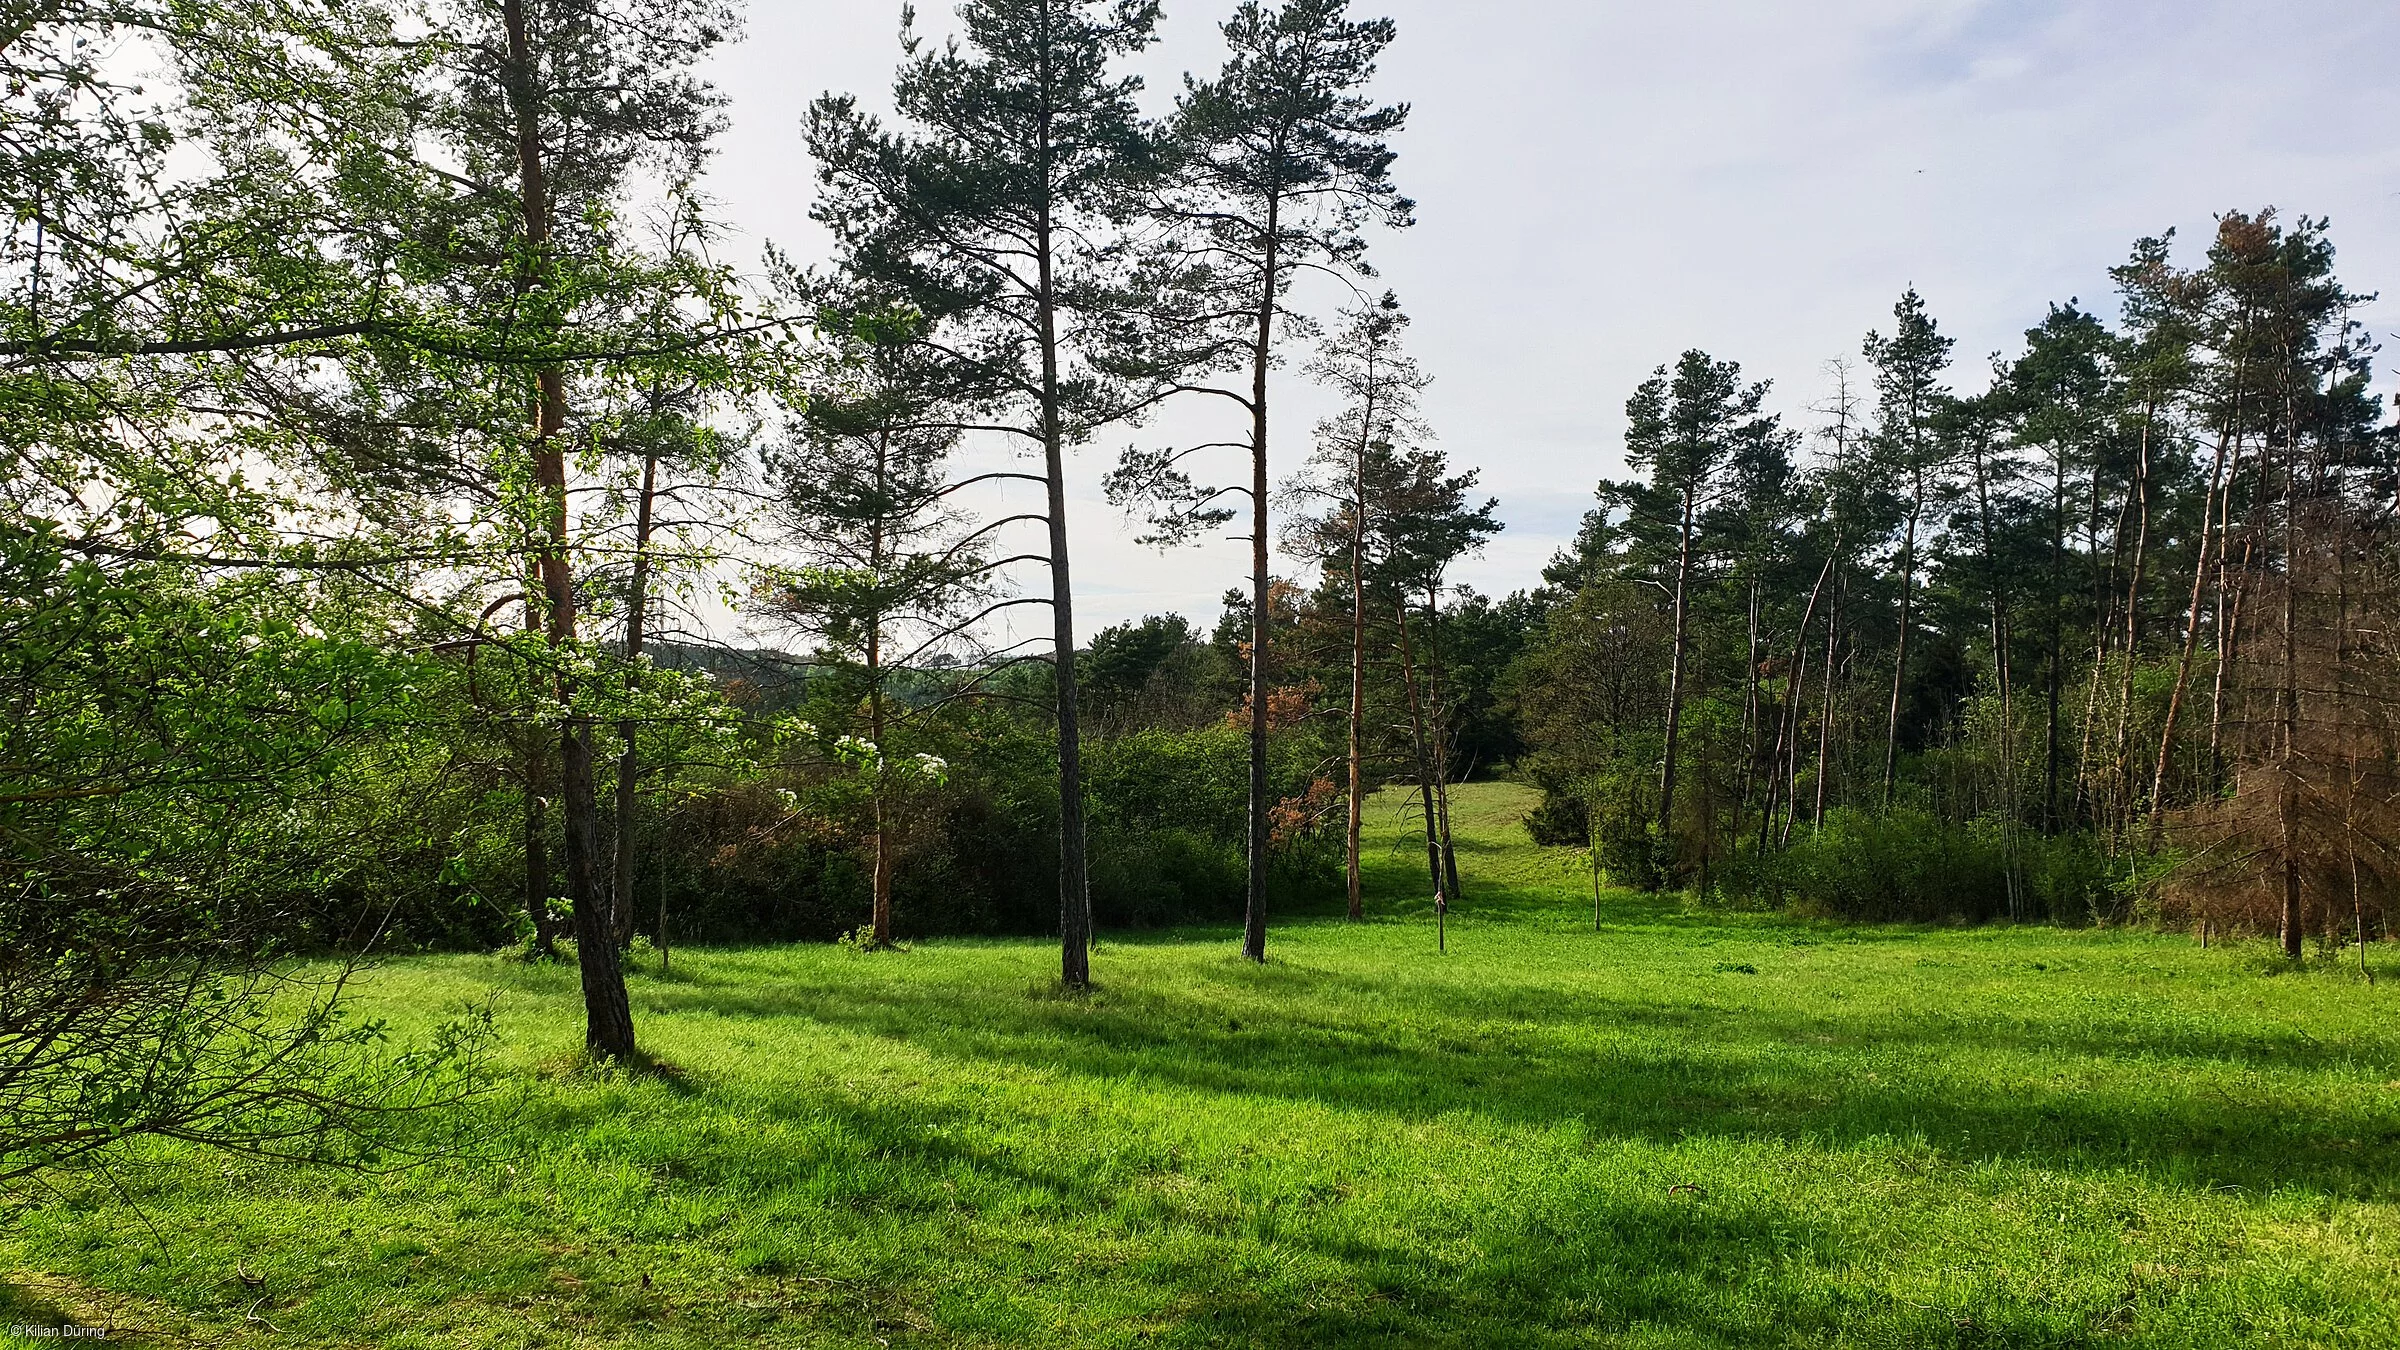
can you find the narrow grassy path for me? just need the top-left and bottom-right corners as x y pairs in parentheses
(7, 784), (2398, 1347)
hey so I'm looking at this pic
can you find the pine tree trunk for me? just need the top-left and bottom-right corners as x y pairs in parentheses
(1767, 550), (1836, 855)
(2072, 463), (2124, 828)
(1970, 432), (2021, 917)
(610, 449), (659, 946)
(1017, 74), (1093, 987)
(868, 433), (895, 949)
(2205, 435), (2257, 789)
(2279, 720), (2302, 959)
(1810, 570), (1842, 835)
(2147, 425), (2236, 844)
(1036, 248), (1091, 989)
(1346, 469), (1366, 922)
(1737, 577), (1761, 852)
(1396, 596), (1442, 896)
(870, 640), (893, 949)
(2109, 405), (2154, 845)
(1884, 489), (1921, 810)
(1659, 495), (1698, 871)
(1774, 636), (1807, 852)
(2045, 456), (2068, 829)
(505, 0), (631, 1060)
(2337, 469), (2367, 977)
(537, 394), (629, 1057)
(1241, 223), (1279, 965)
(2277, 389), (2303, 961)
(2210, 533), (2255, 785)
(1425, 585), (1462, 905)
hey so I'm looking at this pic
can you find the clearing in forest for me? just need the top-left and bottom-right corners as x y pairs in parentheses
(5, 782), (2396, 1348)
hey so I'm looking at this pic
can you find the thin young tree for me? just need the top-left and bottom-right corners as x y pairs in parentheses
(1708, 399), (1803, 853)
(1804, 360), (1878, 833)
(1993, 303), (2112, 830)
(749, 301), (992, 948)
(462, 0), (742, 1058)
(2103, 239), (2199, 844)
(1380, 447), (1499, 904)
(1285, 293), (1428, 919)
(1951, 388), (2026, 912)
(808, 0), (1167, 988)
(604, 201), (748, 948)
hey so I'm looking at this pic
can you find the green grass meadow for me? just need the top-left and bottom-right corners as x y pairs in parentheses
(6, 783), (2399, 1347)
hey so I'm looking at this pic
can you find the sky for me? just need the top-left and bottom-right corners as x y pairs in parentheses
(700, 0), (2400, 642)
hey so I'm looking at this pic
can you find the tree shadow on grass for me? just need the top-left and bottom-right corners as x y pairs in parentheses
(0, 1279), (78, 1330)
(515, 1072), (2234, 1350)
(623, 948), (2400, 1204)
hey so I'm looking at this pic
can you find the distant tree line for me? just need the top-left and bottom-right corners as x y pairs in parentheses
(1511, 212), (2396, 964)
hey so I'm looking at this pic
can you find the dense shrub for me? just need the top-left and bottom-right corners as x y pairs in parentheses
(1748, 808), (2119, 924)
(1522, 766), (2132, 926)
(644, 724), (1340, 945)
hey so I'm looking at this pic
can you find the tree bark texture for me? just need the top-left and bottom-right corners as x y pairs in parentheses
(506, 0), (633, 1058)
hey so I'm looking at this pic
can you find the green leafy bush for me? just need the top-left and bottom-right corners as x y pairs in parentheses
(647, 723), (1339, 944)
(1751, 808), (2117, 924)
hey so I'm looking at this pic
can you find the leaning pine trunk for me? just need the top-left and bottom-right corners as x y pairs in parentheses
(2206, 434), (2259, 790)
(2071, 461), (2126, 829)
(2147, 424), (2237, 845)
(2109, 402), (2155, 847)
(1768, 549), (1837, 854)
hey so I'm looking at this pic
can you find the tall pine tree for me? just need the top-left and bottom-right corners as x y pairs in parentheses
(1163, 0), (1409, 962)
(808, 1), (1166, 987)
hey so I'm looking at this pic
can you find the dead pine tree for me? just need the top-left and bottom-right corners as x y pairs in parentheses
(2165, 400), (2394, 960)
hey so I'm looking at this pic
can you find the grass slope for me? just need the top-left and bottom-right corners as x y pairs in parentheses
(6, 783), (2399, 1347)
